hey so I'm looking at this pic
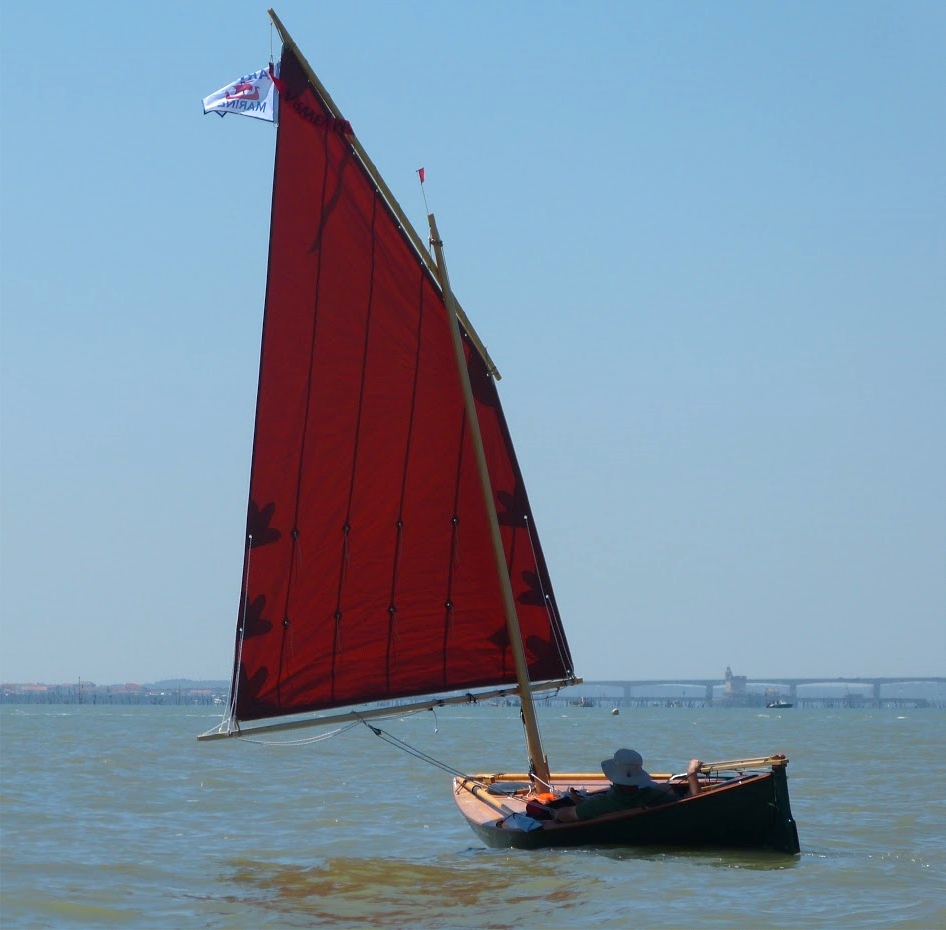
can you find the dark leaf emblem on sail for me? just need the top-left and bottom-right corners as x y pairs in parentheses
(517, 571), (545, 607)
(239, 594), (273, 639)
(488, 626), (511, 652)
(247, 500), (281, 548)
(235, 663), (280, 719)
(525, 635), (560, 680)
(496, 483), (527, 528)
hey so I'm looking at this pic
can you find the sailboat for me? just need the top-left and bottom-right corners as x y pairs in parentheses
(200, 10), (800, 855)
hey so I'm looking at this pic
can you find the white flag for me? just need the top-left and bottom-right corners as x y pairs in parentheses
(203, 66), (277, 122)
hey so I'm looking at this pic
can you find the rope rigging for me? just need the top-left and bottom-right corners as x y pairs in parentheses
(356, 713), (476, 781)
(227, 704), (503, 789)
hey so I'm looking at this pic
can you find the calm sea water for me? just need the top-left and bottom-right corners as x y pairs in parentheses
(1, 703), (944, 929)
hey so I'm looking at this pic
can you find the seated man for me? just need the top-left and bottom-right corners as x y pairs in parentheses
(550, 749), (703, 823)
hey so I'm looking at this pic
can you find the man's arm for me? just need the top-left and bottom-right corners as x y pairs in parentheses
(687, 759), (703, 796)
(550, 804), (579, 823)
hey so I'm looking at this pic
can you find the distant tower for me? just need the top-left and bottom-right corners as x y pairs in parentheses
(724, 667), (746, 702)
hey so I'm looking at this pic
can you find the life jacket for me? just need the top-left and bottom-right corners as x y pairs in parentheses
(525, 791), (573, 820)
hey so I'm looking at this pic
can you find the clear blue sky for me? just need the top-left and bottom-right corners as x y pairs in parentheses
(1, 1), (943, 685)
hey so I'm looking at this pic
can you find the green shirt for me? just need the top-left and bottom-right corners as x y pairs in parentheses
(574, 785), (677, 821)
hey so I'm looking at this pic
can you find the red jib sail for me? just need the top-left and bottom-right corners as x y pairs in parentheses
(231, 45), (573, 723)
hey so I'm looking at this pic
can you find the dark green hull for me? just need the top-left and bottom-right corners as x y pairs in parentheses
(465, 769), (800, 853)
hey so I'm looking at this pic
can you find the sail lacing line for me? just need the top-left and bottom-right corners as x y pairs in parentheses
(384, 267), (426, 688)
(287, 528), (301, 659)
(228, 720), (362, 746)
(282, 114), (334, 708)
(442, 413), (467, 687)
(522, 514), (572, 677)
(226, 533), (255, 733)
(222, 707), (480, 784)
(223, 711), (488, 788)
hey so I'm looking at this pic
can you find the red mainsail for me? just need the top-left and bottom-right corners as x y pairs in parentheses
(231, 45), (573, 723)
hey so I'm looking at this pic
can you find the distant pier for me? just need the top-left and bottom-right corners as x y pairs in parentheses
(556, 676), (946, 709)
(1, 676), (943, 709)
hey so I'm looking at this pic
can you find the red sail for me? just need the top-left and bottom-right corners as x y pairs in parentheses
(232, 46), (573, 722)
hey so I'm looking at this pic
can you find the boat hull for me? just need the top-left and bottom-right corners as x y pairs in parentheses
(454, 767), (800, 853)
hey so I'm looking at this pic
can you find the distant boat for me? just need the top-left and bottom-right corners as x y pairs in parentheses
(199, 8), (800, 856)
(766, 699), (794, 709)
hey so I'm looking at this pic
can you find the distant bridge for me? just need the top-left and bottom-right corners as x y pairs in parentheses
(574, 678), (946, 705)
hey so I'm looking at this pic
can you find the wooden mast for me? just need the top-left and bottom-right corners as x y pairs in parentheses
(427, 214), (551, 788)
(267, 8), (501, 381)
